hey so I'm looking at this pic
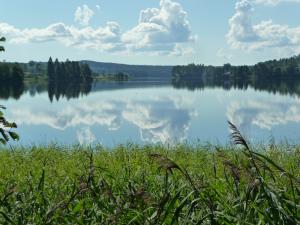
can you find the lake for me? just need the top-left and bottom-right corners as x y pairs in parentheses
(2, 80), (300, 146)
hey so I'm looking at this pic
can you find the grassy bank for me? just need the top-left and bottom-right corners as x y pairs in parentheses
(0, 143), (299, 224)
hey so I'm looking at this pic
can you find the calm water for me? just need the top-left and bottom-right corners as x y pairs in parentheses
(3, 81), (300, 146)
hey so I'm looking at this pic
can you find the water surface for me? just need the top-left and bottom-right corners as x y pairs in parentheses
(2, 81), (300, 146)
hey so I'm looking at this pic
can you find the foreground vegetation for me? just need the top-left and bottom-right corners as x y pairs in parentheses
(0, 140), (298, 224)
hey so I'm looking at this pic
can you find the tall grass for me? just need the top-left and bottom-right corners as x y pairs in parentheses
(0, 124), (298, 224)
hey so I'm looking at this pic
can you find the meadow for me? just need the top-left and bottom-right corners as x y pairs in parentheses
(0, 137), (299, 224)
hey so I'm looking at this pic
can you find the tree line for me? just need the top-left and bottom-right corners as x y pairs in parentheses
(172, 55), (300, 96)
(47, 57), (92, 82)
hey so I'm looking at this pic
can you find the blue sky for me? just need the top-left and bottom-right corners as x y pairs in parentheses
(0, 0), (300, 65)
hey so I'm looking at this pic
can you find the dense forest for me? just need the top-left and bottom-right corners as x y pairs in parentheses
(172, 55), (300, 96)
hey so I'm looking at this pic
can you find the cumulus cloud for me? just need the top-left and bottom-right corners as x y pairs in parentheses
(74, 5), (94, 26)
(254, 0), (300, 6)
(0, 22), (124, 52)
(122, 0), (195, 54)
(227, 0), (300, 54)
(0, 0), (194, 56)
(227, 0), (260, 49)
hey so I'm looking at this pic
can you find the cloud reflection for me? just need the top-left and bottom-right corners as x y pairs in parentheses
(10, 95), (197, 143)
(123, 98), (194, 142)
(11, 100), (124, 131)
(227, 98), (300, 130)
(77, 127), (96, 145)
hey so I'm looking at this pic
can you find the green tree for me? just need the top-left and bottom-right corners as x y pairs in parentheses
(35, 62), (42, 74)
(81, 63), (92, 81)
(11, 63), (24, 83)
(54, 58), (61, 80)
(47, 57), (55, 80)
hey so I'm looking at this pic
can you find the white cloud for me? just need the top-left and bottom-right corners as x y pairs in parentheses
(227, 0), (300, 55)
(122, 0), (195, 54)
(254, 0), (300, 6)
(169, 44), (195, 56)
(0, 22), (124, 52)
(227, 0), (260, 49)
(0, 0), (194, 56)
(74, 5), (94, 26)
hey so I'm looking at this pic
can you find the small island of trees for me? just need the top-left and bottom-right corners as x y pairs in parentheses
(46, 57), (93, 102)
(47, 57), (92, 82)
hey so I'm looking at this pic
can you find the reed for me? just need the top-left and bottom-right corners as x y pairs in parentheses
(0, 124), (298, 224)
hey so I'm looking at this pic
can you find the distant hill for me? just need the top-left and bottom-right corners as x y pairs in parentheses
(81, 61), (173, 81)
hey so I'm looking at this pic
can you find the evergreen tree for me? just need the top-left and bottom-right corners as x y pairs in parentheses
(81, 63), (92, 81)
(47, 57), (55, 80)
(60, 62), (66, 80)
(65, 59), (72, 80)
(46, 58), (93, 82)
(74, 61), (81, 79)
(54, 58), (60, 81)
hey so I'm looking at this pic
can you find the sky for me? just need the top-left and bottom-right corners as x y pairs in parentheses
(0, 0), (300, 65)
